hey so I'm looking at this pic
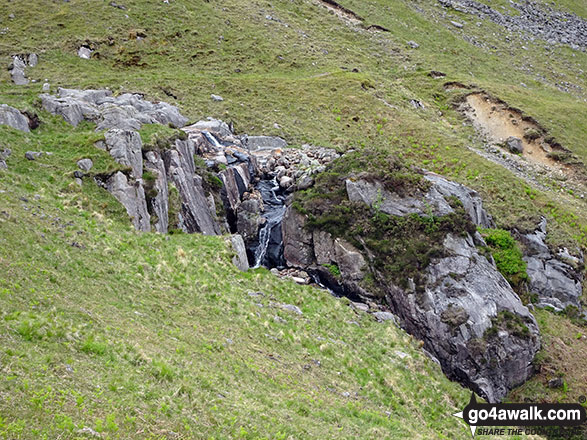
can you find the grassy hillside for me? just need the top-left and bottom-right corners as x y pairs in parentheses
(0, 124), (477, 438)
(1, 0), (586, 438)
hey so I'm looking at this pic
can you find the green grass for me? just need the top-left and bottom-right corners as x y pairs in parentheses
(0, 0), (585, 438)
(0, 150), (476, 438)
(480, 228), (529, 295)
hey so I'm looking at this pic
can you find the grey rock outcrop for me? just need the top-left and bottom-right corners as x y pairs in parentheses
(78, 46), (93, 59)
(9, 54), (37, 85)
(164, 140), (220, 235)
(345, 172), (494, 227)
(282, 173), (539, 402)
(104, 129), (143, 178)
(0, 104), (30, 132)
(40, 88), (188, 130)
(105, 172), (150, 232)
(144, 151), (169, 233)
(520, 219), (584, 312)
(0, 149), (10, 170)
(386, 232), (539, 403)
(25, 151), (42, 161)
(236, 199), (264, 246)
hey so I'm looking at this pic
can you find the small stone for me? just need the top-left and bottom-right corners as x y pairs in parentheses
(42, 82), (50, 92)
(373, 311), (397, 323)
(280, 304), (303, 315)
(407, 40), (419, 49)
(291, 276), (307, 284)
(74, 178), (83, 186)
(78, 46), (93, 59)
(548, 377), (564, 389)
(351, 302), (369, 312)
(77, 427), (101, 438)
(394, 350), (409, 359)
(210, 94), (224, 102)
(77, 158), (93, 171)
(279, 175), (293, 189)
(451, 21), (464, 29)
(25, 151), (42, 161)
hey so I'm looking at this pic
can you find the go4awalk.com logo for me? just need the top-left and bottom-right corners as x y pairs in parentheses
(453, 393), (587, 437)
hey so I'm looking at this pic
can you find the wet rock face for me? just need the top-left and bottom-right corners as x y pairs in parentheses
(282, 172), (539, 402)
(519, 219), (584, 313)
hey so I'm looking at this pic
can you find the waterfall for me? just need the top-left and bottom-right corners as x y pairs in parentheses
(202, 130), (223, 148)
(253, 178), (286, 268)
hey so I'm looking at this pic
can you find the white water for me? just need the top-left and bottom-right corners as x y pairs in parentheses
(253, 178), (286, 268)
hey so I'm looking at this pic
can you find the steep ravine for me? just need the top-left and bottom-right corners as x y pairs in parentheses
(38, 88), (585, 404)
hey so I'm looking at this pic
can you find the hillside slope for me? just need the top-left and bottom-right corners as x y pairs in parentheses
(1, 0), (586, 438)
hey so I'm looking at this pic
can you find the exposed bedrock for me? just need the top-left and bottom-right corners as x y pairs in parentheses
(282, 173), (540, 403)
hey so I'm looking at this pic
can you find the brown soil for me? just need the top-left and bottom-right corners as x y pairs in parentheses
(461, 92), (568, 171)
(316, 0), (363, 25)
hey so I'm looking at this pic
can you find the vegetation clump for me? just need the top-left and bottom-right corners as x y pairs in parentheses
(296, 149), (476, 292)
(479, 228), (528, 293)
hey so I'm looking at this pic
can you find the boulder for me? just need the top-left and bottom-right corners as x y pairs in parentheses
(25, 151), (42, 161)
(245, 136), (287, 151)
(40, 89), (187, 130)
(0, 104), (30, 132)
(183, 119), (233, 138)
(313, 230), (336, 265)
(229, 234), (249, 271)
(77, 158), (93, 172)
(9, 56), (28, 85)
(78, 46), (93, 59)
(210, 94), (224, 102)
(506, 136), (523, 154)
(105, 172), (150, 232)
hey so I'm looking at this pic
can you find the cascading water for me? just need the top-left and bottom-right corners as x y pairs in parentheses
(201, 130), (223, 148)
(252, 178), (286, 268)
